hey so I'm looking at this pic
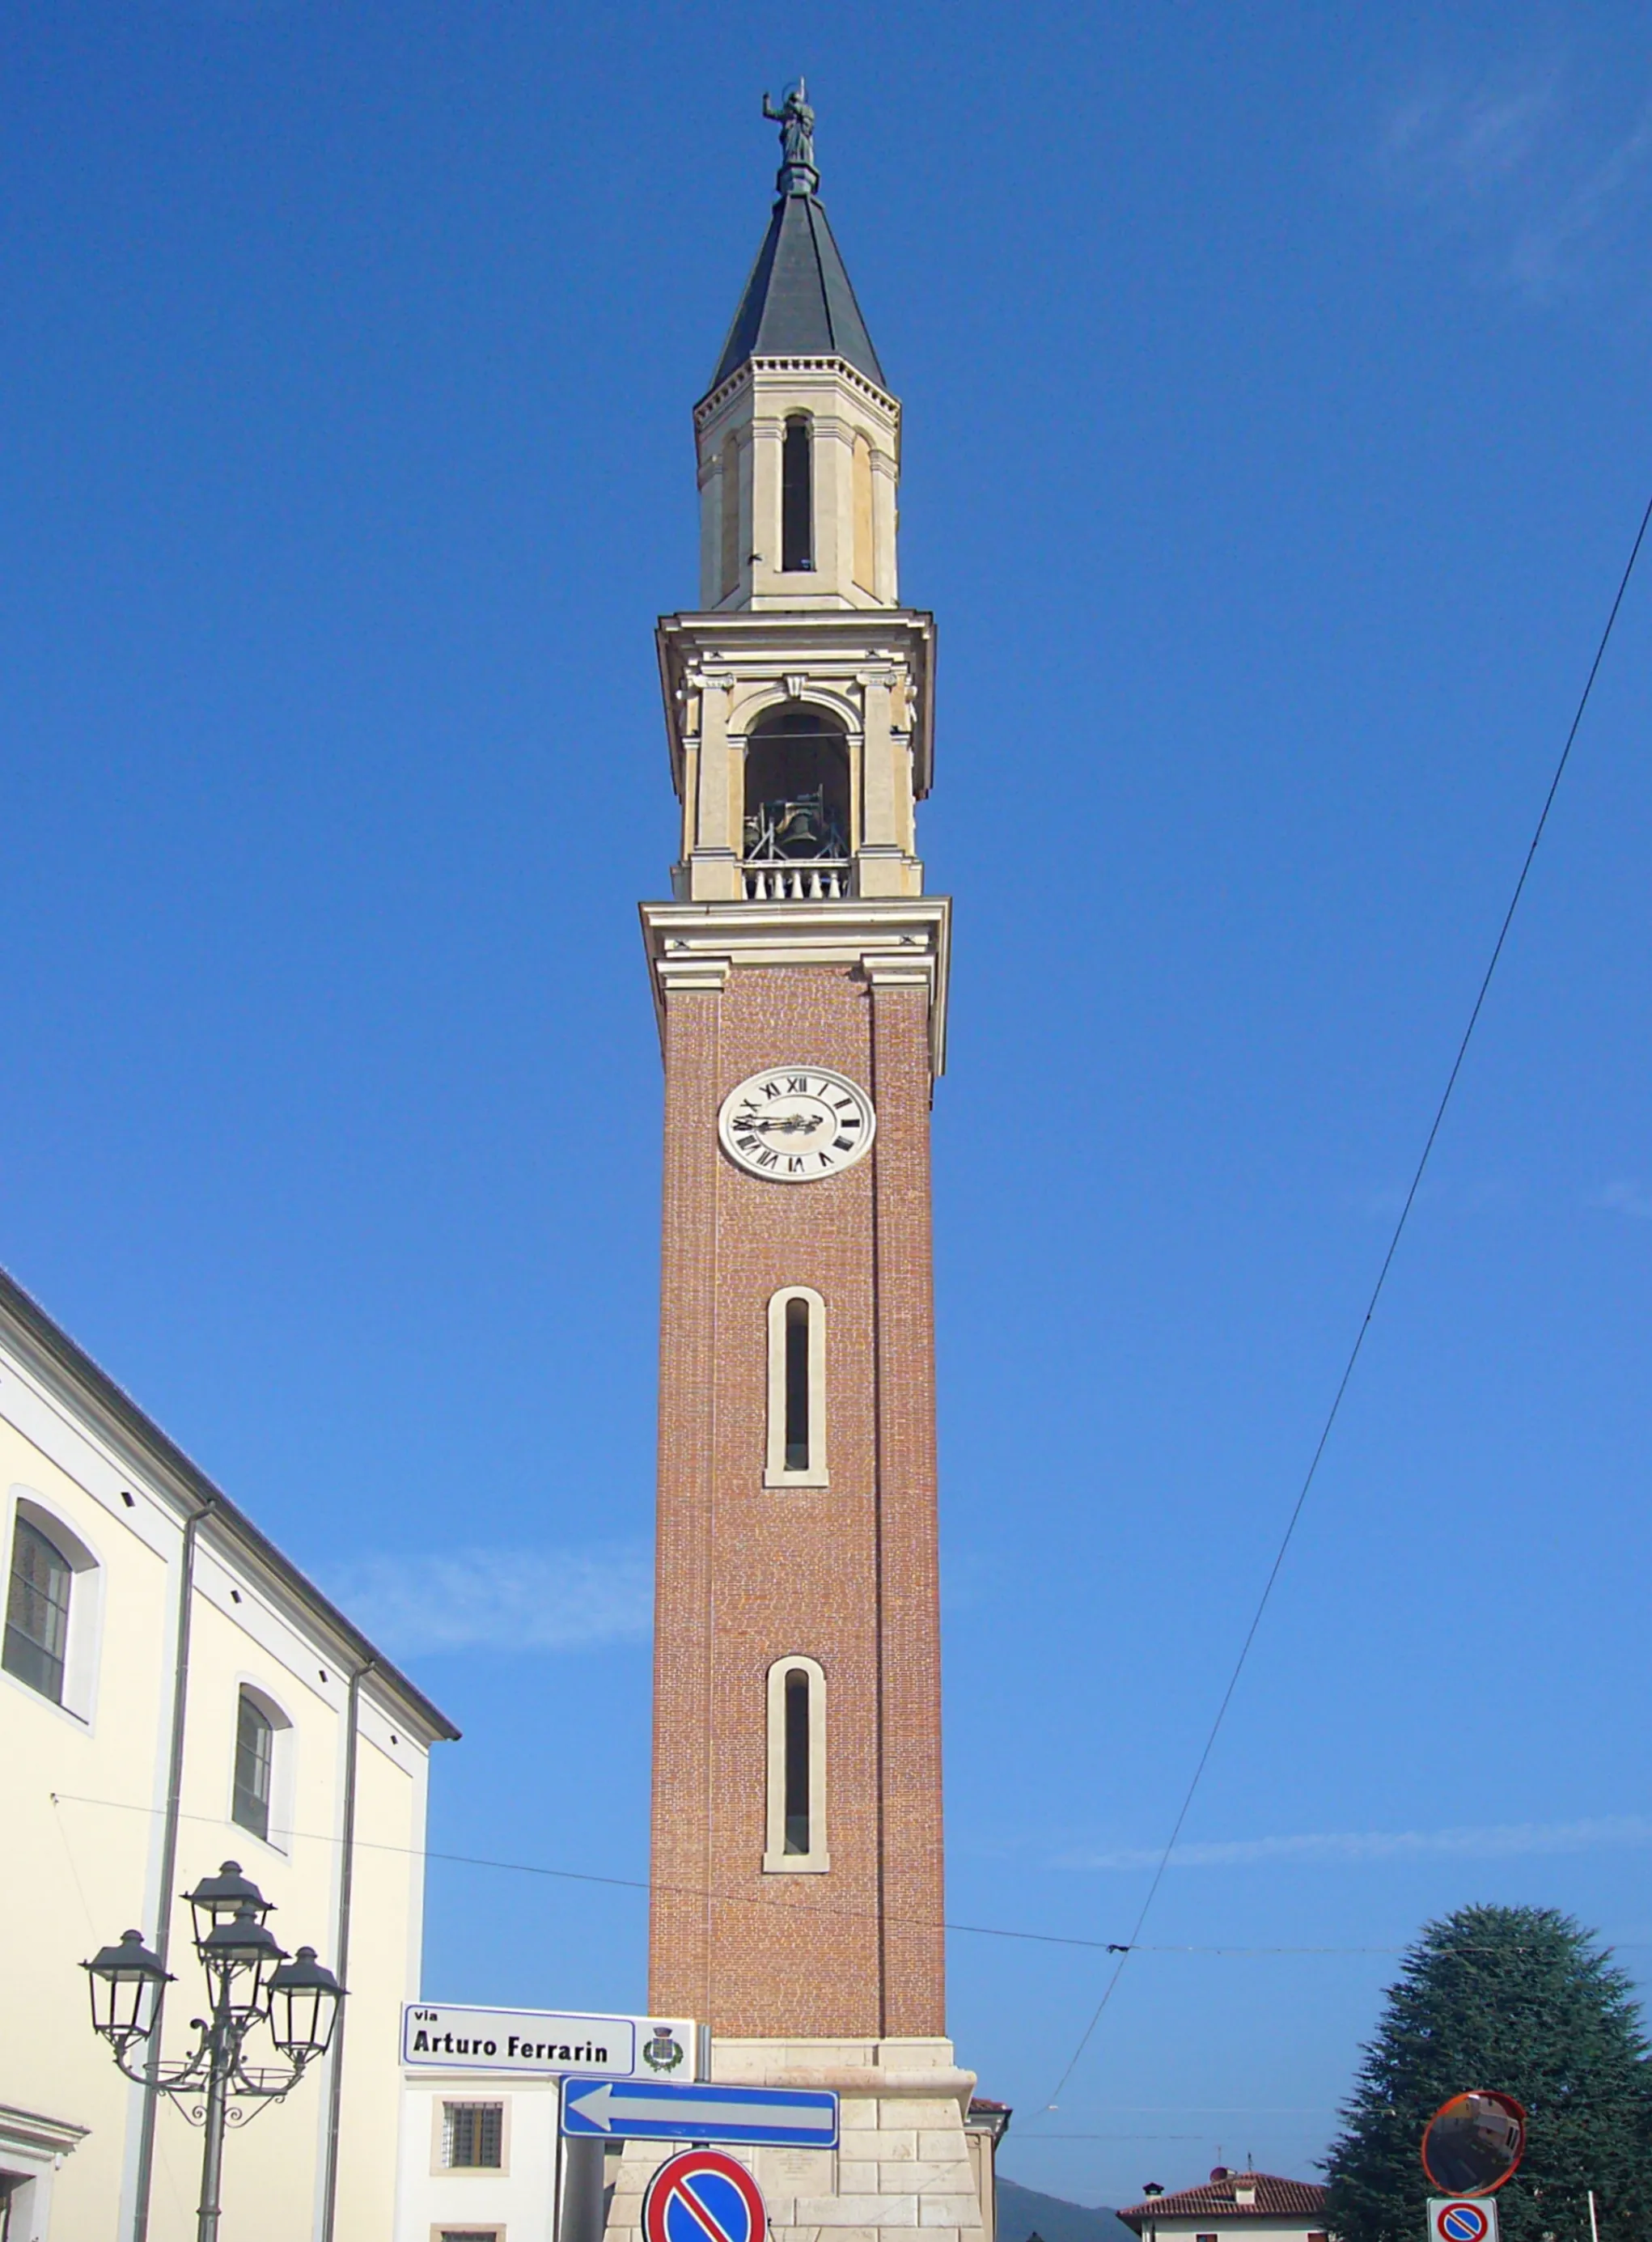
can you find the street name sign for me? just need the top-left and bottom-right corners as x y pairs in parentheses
(401, 2004), (695, 2079)
(643, 2149), (768, 2242)
(1429, 2202), (1498, 2242)
(561, 2075), (839, 2148)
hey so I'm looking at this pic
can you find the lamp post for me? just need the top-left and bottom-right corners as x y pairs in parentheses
(83, 1863), (344, 2242)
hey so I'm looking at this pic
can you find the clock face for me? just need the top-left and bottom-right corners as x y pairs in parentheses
(717, 1066), (877, 1182)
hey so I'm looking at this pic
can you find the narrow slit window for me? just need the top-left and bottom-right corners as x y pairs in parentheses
(766, 1287), (828, 1485)
(233, 1689), (275, 1841)
(783, 1667), (811, 1853)
(784, 1298), (810, 1469)
(3, 1515), (71, 1704)
(782, 414), (813, 571)
(765, 1653), (828, 1871)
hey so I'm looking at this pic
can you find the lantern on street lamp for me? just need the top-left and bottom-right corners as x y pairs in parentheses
(184, 1861), (274, 1950)
(83, 1929), (172, 2047)
(268, 1947), (345, 2060)
(197, 1902), (288, 2021)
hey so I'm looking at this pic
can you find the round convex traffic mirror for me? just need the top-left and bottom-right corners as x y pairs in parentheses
(1421, 2091), (1527, 2196)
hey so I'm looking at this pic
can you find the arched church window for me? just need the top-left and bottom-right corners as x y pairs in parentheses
(4, 1514), (72, 1703)
(232, 1689), (276, 1841)
(785, 1298), (810, 1468)
(782, 413), (813, 572)
(2, 1495), (100, 1718)
(742, 707), (850, 900)
(766, 1286), (827, 1485)
(784, 1667), (810, 1850)
(764, 1655), (828, 1872)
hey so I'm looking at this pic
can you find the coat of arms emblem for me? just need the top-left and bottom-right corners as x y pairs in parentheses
(642, 2024), (686, 2075)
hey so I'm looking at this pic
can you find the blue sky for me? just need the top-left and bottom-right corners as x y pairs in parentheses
(7, 0), (1652, 2210)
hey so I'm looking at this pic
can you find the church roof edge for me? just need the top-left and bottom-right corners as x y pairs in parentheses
(0, 1261), (462, 1745)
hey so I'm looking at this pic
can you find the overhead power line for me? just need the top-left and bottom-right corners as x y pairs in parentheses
(35, 1791), (1422, 1953)
(48, 1792), (1652, 1960)
(1031, 482), (1652, 2122)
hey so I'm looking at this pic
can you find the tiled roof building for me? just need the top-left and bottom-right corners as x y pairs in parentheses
(1118, 2168), (1331, 2237)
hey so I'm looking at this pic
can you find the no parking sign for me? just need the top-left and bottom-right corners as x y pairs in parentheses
(643, 2148), (768, 2242)
(1429, 2201), (1498, 2242)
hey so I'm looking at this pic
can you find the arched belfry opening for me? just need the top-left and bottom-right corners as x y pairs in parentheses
(742, 706), (850, 899)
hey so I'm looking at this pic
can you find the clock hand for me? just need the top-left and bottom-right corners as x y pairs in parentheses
(735, 1110), (824, 1134)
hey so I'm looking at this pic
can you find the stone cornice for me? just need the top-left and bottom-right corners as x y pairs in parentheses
(0, 2101), (91, 2158)
(639, 896), (951, 1083)
(694, 355), (900, 430)
(766, 2065), (976, 2109)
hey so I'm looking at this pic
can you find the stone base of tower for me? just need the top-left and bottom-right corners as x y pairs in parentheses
(603, 2040), (988, 2242)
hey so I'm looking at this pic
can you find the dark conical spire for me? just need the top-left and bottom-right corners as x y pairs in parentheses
(709, 85), (887, 393)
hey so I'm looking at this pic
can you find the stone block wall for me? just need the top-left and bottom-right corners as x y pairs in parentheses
(602, 2040), (985, 2242)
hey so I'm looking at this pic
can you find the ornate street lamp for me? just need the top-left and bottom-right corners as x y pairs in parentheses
(83, 1863), (345, 2242)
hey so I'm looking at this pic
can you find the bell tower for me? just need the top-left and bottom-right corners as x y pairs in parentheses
(612, 88), (988, 2242)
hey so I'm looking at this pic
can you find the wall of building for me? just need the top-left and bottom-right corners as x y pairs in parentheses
(395, 2071), (562, 2241)
(1133, 2220), (1329, 2242)
(650, 961), (945, 2041)
(1, 1413), (169, 2235)
(337, 1726), (433, 2238)
(0, 1291), (451, 2241)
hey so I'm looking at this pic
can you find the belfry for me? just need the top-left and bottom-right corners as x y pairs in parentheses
(604, 87), (994, 2242)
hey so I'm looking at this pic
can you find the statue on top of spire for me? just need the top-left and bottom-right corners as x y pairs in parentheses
(763, 81), (817, 185)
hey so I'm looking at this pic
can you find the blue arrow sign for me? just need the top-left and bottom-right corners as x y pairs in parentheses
(561, 2075), (839, 2149)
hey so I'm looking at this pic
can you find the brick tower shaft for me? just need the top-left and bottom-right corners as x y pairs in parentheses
(648, 959), (945, 2036)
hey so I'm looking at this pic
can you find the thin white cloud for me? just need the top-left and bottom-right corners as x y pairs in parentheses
(326, 1542), (653, 1657)
(1377, 64), (1652, 299)
(1062, 1815), (1652, 1872)
(1592, 1178), (1652, 1219)
(1380, 74), (1557, 202)
(1510, 102), (1652, 294)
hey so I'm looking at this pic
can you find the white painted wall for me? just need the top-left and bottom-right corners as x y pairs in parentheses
(395, 2073), (564, 2241)
(1133, 2214), (1332, 2242)
(0, 1284), (454, 2241)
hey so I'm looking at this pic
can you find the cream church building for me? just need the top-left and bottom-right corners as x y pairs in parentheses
(0, 1265), (458, 2240)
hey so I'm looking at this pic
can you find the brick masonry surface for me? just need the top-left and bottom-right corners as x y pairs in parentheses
(649, 961), (947, 2041)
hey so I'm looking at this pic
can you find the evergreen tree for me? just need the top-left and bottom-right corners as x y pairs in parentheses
(1324, 1905), (1652, 2242)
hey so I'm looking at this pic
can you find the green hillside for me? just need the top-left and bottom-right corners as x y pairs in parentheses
(997, 2176), (1136, 2242)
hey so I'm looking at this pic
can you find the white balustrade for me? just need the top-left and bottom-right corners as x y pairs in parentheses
(742, 862), (849, 901)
